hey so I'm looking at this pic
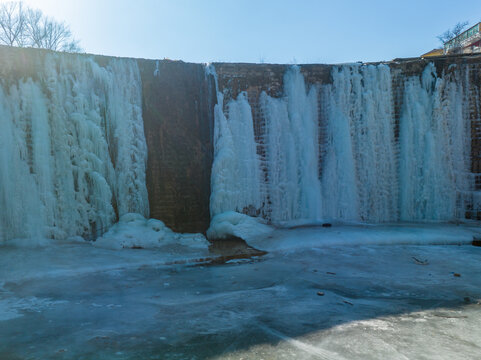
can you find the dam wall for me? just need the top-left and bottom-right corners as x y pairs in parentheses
(0, 45), (479, 243)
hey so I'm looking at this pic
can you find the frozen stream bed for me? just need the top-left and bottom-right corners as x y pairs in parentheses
(1, 224), (481, 359)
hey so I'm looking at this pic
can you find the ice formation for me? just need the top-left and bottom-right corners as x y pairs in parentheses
(322, 64), (398, 222)
(207, 211), (273, 241)
(0, 54), (149, 242)
(399, 63), (471, 221)
(95, 213), (208, 250)
(260, 66), (322, 223)
(209, 63), (474, 227)
(209, 66), (263, 217)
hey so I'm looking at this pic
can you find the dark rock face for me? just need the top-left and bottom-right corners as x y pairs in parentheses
(137, 59), (215, 233)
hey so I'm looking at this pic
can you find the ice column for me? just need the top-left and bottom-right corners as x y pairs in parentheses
(260, 66), (322, 223)
(209, 66), (262, 217)
(399, 63), (471, 221)
(0, 54), (149, 242)
(322, 64), (398, 222)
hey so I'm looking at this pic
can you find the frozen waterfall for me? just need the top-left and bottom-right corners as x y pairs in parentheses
(399, 63), (471, 221)
(260, 66), (322, 223)
(0, 54), (149, 242)
(322, 64), (398, 222)
(209, 63), (473, 225)
(209, 66), (263, 218)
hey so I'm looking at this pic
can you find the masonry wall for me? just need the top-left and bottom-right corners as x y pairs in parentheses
(137, 59), (215, 233)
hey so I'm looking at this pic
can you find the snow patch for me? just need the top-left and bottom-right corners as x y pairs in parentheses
(94, 213), (209, 250)
(207, 211), (274, 240)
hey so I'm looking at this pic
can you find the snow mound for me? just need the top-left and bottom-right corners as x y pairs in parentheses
(207, 211), (274, 240)
(94, 213), (208, 250)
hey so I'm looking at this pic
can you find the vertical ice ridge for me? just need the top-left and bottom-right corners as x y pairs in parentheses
(322, 64), (398, 222)
(399, 63), (471, 221)
(209, 62), (473, 227)
(0, 54), (148, 242)
(208, 65), (263, 217)
(260, 66), (322, 223)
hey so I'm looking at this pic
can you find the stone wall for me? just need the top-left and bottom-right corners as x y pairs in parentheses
(137, 59), (215, 233)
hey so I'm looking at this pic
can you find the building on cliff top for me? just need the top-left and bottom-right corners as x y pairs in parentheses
(444, 22), (481, 55)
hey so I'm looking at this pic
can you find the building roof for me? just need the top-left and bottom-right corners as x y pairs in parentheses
(421, 48), (444, 58)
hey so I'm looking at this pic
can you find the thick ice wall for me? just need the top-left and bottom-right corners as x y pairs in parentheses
(260, 93), (300, 221)
(323, 64), (398, 222)
(0, 54), (148, 242)
(209, 89), (262, 217)
(210, 61), (474, 227)
(209, 65), (322, 224)
(399, 63), (471, 221)
(260, 66), (322, 223)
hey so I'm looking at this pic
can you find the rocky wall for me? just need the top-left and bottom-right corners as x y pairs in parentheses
(137, 59), (215, 233)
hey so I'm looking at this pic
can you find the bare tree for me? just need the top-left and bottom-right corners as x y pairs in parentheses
(0, 1), (81, 52)
(26, 12), (80, 51)
(0, 1), (26, 46)
(25, 8), (44, 48)
(438, 21), (469, 53)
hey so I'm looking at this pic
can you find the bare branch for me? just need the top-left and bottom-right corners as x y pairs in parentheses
(0, 1), (26, 46)
(438, 21), (469, 44)
(0, 1), (81, 52)
(452, 21), (469, 37)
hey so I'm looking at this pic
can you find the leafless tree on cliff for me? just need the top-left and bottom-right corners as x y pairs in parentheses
(0, 1), (26, 46)
(437, 21), (469, 53)
(26, 9), (81, 52)
(0, 1), (81, 52)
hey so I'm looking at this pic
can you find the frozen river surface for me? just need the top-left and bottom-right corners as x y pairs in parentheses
(1, 225), (481, 359)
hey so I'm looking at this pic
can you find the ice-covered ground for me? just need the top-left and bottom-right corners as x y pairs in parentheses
(1, 224), (481, 359)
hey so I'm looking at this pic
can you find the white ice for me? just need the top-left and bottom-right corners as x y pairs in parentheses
(209, 76), (262, 217)
(260, 66), (322, 223)
(208, 62), (476, 231)
(207, 211), (274, 240)
(399, 63), (471, 221)
(322, 64), (398, 222)
(0, 54), (148, 243)
(2, 226), (481, 359)
(95, 213), (208, 250)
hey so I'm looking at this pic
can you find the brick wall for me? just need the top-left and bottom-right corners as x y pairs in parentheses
(138, 59), (214, 233)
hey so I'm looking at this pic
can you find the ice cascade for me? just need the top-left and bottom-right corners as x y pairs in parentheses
(322, 64), (398, 222)
(208, 63), (473, 226)
(208, 66), (263, 217)
(399, 63), (471, 221)
(0, 54), (149, 242)
(260, 66), (322, 223)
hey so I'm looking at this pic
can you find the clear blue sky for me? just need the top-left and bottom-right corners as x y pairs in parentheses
(11, 0), (481, 63)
